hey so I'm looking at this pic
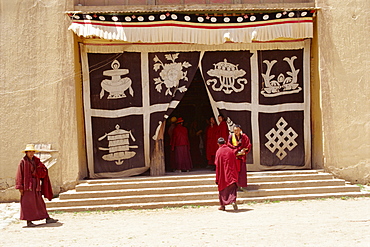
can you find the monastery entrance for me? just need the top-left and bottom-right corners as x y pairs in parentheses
(80, 41), (312, 178)
(70, 10), (315, 178)
(164, 69), (213, 171)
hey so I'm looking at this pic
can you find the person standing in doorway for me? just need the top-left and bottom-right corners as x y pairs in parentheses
(215, 137), (239, 211)
(205, 116), (218, 170)
(15, 144), (58, 227)
(217, 114), (229, 141)
(171, 117), (193, 172)
(227, 125), (252, 191)
(167, 116), (177, 171)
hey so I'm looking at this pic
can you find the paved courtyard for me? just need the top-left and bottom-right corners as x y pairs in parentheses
(1, 197), (369, 247)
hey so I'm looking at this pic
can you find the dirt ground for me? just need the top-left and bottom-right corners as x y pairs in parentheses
(1, 197), (370, 247)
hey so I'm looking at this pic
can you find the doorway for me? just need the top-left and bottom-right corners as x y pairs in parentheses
(164, 69), (214, 171)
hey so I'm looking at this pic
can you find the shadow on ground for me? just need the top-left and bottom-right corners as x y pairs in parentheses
(22, 222), (63, 228)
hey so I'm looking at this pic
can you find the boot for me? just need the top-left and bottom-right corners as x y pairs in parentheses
(46, 217), (58, 224)
(27, 221), (36, 227)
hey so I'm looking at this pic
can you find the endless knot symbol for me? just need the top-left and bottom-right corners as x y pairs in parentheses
(265, 117), (298, 160)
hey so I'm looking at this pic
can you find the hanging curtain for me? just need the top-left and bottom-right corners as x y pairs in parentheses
(82, 40), (311, 176)
(256, 49), (307, 167)
(82, 48), (200, 178)
(200, 51), (254, 164)
(200, 47), (310, 168)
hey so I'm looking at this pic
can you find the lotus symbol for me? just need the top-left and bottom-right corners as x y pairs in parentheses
(153, 53), (192, 96)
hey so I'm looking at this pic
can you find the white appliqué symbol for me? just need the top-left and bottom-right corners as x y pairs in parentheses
(100, 60), (134, 99)
(206, 59), (248, 94)
(261, 56), (302, 97)
(98, 124), (138, 165)
(226, 117), (236, 133)
(153, 53), (192, 96)
(265, 117), (298, 160)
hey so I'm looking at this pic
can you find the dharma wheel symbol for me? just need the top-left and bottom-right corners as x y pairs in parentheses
(98, 124), (138, 165)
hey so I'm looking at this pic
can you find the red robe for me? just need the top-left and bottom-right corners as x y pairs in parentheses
(171, 124), (193, 170)
(15, 156), (53, 221)
(227, 133), (252, 187)
(205, 124), (219, 165)
(215, 144), (239, 192)
(217, 120), (229, 141)
(167, 123), (177, 170)
(215, 144), (239, 206)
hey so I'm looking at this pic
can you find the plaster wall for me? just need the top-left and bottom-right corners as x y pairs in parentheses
(0, 0), (84, 202)
(316, 0), (370, 184)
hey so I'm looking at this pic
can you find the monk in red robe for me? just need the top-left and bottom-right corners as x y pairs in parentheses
(215, 137), (239, 211)
(171, 117), (193, 172)
(205, 116), (218, 169)
(227, 125), (252, 190)
(167, 116), (177, 171)
(15, 144), (58, 227)
(217, 115), (229, 141)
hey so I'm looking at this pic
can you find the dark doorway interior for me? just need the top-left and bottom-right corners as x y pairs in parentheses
(164, 69), (214, 171)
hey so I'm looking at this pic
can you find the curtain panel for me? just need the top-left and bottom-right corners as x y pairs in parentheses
(82, 47), (201, 178)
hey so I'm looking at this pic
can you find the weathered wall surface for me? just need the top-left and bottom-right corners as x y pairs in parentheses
(317, 0), (370, 184)
(0, 0), (83, 202)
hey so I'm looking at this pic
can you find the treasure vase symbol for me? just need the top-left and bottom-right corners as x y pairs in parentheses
(100, 60), (134, 99)
(261, 56), (302, 97)
(265, 117), (298, 160)
(206, 59), (248, 94)
(98, 124), (138, 165)
(153, 53), (192, 96)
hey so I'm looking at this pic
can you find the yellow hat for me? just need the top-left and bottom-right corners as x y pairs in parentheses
(22, 144), (39, 153)
(170, 117), (177, 123)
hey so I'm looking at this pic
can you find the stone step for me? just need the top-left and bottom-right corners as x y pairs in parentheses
(79, 169), (322, 185)
(75, 173), (334, 192)
(47, 185), (360, 208)
(47, 191), (370, 212)
(245, 185), (361, 197)
(60, 179), (346, 200)
(244, 179), (345, 190)
(247, 173), (334, 183)
(78, 170), (324, 185)
(60, 185), (217, 200)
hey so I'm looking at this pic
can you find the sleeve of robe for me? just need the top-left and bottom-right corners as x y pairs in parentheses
(15, 158), (33, 192)
(242, 134), (252, 155)
(36, 162), (53, 201)
(15, 160), (25, 191)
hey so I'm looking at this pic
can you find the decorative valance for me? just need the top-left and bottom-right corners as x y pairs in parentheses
(68, 11), (315, 45)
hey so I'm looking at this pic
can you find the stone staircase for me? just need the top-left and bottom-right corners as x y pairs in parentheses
(46, 170), (369, 212)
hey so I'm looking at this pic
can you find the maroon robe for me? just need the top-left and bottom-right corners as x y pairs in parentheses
(218, 120), (229, 141)
(15, 156), (53, 221)
(205, 124), (219, 165)
(227, 133), (252, 187)
(167, 123), (177, 170)
(171, 124), (193, 170)
(215, 144), (239, 206)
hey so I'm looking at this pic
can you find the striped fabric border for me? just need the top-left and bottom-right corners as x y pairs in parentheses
(68, 11), (315, 44)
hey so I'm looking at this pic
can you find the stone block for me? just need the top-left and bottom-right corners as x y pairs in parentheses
(156, 0), (182, 4)
(241, 0), (261, 3)
(184, 0), (207, 4)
